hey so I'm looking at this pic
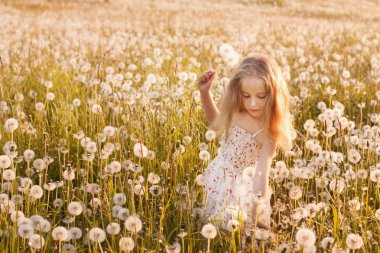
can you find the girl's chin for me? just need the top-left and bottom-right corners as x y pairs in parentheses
(247, 111), (264, 119)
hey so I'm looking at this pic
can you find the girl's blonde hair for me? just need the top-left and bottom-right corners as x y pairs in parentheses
(209, 54), (295, 151)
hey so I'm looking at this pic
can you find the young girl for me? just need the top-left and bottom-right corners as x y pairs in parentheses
(198, 54), (295, 236)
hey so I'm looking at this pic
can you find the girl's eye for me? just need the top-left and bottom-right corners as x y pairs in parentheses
(258, 96), (266, 99)
(243, 95), (250, 98)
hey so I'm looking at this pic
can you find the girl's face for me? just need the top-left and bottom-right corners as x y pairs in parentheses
(239, 76), (268, 120)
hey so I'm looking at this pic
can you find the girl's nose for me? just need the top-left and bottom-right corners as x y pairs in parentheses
(250, 98), (257, 107)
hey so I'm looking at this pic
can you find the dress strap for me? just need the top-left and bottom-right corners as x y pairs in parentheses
(252, 129), (264, 138)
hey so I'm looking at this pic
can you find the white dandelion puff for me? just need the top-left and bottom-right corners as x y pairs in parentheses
(29, 185), (43, 199)
(89, 198), (102, 209)
(147, 172), (160, 184)
(106, 222), (121, 235)
(226, 219), (240, 232)
(117, 208), (130, 220)
(205, 130), (216, 141)
(103, 126), (116, 137)
(68, 201), (83, 216)
(125, 215), (142, 233)
(88, 227), (106, 243)
(199, 150), (210, 161)
(182, 136), (192, 145)
(29, 234), (45, 249)
(346, 233), (363, 250)
(46, 92), (55, 101)
(113, 193), (127, 206)
(296, 228), (316, 248)
(119, 237), (135, 252)
(133, 184), (145, 196)
(18, 224), (34, 239)
(201, 223), (217, 239)
(165, 241), (181, 253)
(51, 226), (69, 241)
(348, 148), (361, 164)
(4, 118), (19, 132)
(69, 227), (82, 240)
(108, 161), (122, 174)
(85, 141), (97, 153)
(23, 149), (35, 162)
(3, 169), (16, 181)
(370, 169), (380, 183)
(63, 169), (75, 181)
(149, 185), (163, 196)
(133, 143), (148, 158)
(73, 98), (81, 107)
(10, 210), (24, 223)
(320, 237), (334, 250)
(289, 185), (303, 200)
(91, 104), (103, 114)
(32, 159), (46, 171)
(0, 155), (11, 169)
(329, 178), (346, 194)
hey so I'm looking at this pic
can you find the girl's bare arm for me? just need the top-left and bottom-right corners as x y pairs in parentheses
(251, 139), (277, 197)
(198, 71), (220, 125)
(200, 91), (220, 125)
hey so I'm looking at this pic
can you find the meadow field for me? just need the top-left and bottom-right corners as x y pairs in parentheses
(0, 0), (380, 252)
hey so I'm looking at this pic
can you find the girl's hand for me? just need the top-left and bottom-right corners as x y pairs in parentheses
(197, 71), (215, 93)
(251, 200), (271, 231)
(255, 219), (271, 231)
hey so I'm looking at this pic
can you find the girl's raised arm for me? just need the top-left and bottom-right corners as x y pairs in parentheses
(198, 71), (220, 125)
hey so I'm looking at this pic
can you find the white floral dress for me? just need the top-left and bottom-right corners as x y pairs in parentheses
(202, 123), (273, 235)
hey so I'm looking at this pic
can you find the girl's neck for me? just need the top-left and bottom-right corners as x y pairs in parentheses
(236, 110), (265, 129)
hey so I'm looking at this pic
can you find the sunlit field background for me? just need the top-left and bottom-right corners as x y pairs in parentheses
(0, 0), (380, 252)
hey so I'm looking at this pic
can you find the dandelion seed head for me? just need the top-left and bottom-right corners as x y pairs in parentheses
(68, 201), (83, 216)
(133, 184), (145, 196)
(10, 210), (24, 223)
(3, 169), (16, 181)
(320, 237), (334, 250)
(69, 227), (82, 240)
(199, 150), (210, 161)
(149, 185), (163, 196)
(226, 219), (240, 232)
(125, 215), (142, 233)
(133, 143), (148, 158)
(165, 241), (181, 253)
(0, 155), (11, 169)
(147, 172), (160, 184)
(205, 130), (216, 141)
(113, 193), (127, 205)
(23, 149), (35, 162)
(29, 234), (45, 249)
(88, 227), (106, 243)
(4, 118), (19, 132)
(18, 224), (34, 239)
(63, 169), (75, 180)
(52, 226), (69, 241)
(119, 237), (135, 252)
(29, 185), (43, 199)
(295, 228), (316, 247)
(201, 223), (217, 239)
(106, 222), (121, 235)
(346, 233), (363, 250)
(117, 207), (130, 220)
